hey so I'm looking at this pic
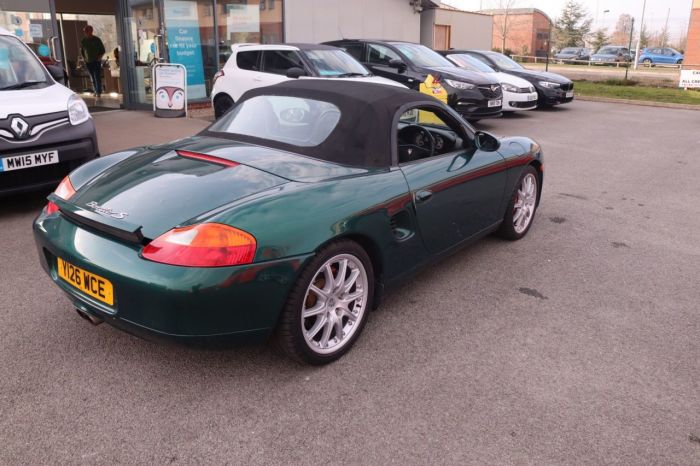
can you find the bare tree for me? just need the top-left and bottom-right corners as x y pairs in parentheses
(612, 14), (633, 44)
(490, 0), (521, 54)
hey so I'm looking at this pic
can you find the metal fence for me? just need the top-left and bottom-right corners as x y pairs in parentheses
(510, 54), (699, 71)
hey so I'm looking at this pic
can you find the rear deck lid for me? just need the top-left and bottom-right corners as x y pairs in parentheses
(67, 147), (288, 240)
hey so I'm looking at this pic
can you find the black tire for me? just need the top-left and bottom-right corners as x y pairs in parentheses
(274, 240), (374, 365)
(213, 94), (234, 119)
(643, 58), (652, 66)
(677, 59), (683, 65)
(497, 166), (540, 241)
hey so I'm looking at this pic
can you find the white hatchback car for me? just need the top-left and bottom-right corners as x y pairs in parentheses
(211, 43), (406, 118)
(442, 51), (538, 112)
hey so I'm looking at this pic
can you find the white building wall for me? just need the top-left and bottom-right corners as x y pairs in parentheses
(284, 0), (421, 43)
(433, 9), (492, 50)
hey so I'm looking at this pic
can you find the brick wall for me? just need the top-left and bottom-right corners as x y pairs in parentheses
(686, 0), (700, 69)
(490, 12), (551, 56)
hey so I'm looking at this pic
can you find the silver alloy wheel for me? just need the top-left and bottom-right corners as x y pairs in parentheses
(513, 173), (538, 234)
(301, 254), (368, 355)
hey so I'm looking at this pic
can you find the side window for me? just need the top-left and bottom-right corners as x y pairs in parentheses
(469, 53), (492, 67)
(396, 106), (467, 164)
(367, 44), (401, 65)
(236, 51), (261, 71)
(262, 50), (305, 75)
(663, 48), (674, 56)
(339, 43), (365, 61)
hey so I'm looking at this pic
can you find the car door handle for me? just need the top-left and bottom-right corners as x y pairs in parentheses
(415, 190), (433, 203)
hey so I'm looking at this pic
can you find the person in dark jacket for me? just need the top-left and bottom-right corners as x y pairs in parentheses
(80, 25), (105, 97)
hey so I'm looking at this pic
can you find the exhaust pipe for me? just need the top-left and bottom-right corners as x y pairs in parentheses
(75, 307), (104, 326)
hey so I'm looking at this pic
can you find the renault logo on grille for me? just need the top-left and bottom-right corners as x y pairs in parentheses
(10, 117), (30, 139)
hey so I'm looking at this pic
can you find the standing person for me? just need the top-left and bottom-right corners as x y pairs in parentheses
(80, 25), (105, 98)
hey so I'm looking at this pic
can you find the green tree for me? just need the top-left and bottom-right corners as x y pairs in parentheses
(554, 0), (593, 48)
(589, 28), (610, 52)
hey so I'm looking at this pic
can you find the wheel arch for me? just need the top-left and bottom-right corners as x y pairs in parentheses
(528, 160), (544, 206)
(314, 232), (386, 309)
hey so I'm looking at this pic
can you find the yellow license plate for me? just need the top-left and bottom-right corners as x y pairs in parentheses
(57, 257), (114, 306)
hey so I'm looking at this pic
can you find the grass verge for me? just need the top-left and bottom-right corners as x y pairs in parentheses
(574, 80), (700, 105)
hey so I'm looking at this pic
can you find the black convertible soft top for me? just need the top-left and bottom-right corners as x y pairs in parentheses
(205, 80), (447, 168)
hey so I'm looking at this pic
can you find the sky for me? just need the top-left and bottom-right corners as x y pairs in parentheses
(441, 0), (693, 41)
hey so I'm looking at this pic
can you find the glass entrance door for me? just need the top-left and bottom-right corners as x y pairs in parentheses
(0, 0), (62, 65)
(122, 0), (164, 108)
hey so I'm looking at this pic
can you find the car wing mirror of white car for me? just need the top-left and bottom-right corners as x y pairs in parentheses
(286, 67), (308, 79)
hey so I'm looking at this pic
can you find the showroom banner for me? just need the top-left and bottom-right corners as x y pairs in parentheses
(153, 63), (188, 118)
(163, 0), (206, 99)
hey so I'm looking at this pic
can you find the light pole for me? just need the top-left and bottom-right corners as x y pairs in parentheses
(545, 19), (552, 71)
(625, 17), (635, 80)
(634, 0), (647, 69)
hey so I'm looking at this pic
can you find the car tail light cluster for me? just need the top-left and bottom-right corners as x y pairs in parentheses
(213, 69), (224, 85)
(142, 223), (256, 267)
(45, 176), (76, 214)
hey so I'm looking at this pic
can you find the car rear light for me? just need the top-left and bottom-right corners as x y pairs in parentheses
(45, 176), (76, 214)
(141, 223), (256, 267)
(213, 69), (224, 84)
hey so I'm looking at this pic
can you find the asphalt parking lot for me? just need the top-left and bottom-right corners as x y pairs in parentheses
(1, 102), (699, 464)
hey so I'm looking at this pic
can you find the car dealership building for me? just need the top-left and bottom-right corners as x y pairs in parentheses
(1, 0), (492, 110)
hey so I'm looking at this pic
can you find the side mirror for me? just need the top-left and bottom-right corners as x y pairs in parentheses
(474, 131), (500, 152)
(286, 67), (307, 79)
(46, 64), (64, 82)
(388, 59), (407, 72)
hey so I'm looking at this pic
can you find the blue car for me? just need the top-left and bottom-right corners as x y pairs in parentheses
(638, 47), (684, 65)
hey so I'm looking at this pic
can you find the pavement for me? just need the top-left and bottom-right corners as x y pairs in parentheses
(1, 103), (699, 464)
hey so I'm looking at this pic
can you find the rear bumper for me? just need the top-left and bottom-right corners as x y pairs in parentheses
(0, 120), (98, 197)
(34, 212), (312, 344)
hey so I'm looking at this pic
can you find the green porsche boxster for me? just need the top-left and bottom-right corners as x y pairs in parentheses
(34, 80), (543, 364)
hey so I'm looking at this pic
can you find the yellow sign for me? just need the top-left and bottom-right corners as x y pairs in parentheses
(418, 74), (448, 124)
(57, 257), (114, 306)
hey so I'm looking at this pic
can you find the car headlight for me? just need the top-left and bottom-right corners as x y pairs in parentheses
(501, 83), (518, 93)
(444, 79), (476, 90)
(539, 81), (560, 89)
(68, 94), (91, 125)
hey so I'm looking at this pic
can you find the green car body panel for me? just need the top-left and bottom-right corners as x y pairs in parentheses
(34, 77), (543, 347)
(34, 134), (541, 344)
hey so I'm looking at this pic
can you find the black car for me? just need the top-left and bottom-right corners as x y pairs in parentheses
(324, 39), (503, 121)
(554, 47), (591, 64)
(459, 50), (574, 107)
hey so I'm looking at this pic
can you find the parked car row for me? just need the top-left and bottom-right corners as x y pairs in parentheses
(554, 45), (684, 66)
(211, 40), (574, 122)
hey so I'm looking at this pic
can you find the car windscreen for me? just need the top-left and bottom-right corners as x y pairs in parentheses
(560, 48), (579, 54)
(485, 53), (523, 71)
(392, 43), (454, 68)
(597, 47), (619, 55)
(305, 49), (370, 77)
(0, 36), (50, 90)
(447, 54), (495, 73)
(208, 95), (341, 147)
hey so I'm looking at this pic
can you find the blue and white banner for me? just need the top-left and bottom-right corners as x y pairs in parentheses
(164, 0), (206, 99)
